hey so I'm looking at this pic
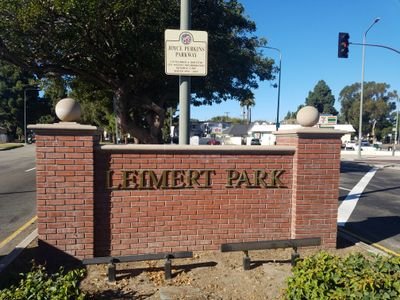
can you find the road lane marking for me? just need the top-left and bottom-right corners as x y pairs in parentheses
(339, 186), (352, 192)
(0, 216), (37, 249)
(337, 167), (379, 226)
(25, 167), (36, 172)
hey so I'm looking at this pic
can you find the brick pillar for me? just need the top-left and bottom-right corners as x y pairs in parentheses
(275, 128), (343, 248)
(29, 123), (100, 260)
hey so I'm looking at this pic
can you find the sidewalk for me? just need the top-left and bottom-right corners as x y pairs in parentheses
(341, 149), (400, 168)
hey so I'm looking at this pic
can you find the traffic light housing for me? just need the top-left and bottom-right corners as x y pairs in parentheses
(338, 32), (350, 58)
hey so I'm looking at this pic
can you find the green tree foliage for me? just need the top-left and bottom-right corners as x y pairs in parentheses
(339, 82), (397, 141)
(0, 0), (274, 143)
(69, 79), (115, 132)
(209, 115), (243, 123)
(0, 60), (51, 140)
(305, 80), (338, 115)
(282, 104), (304, 124)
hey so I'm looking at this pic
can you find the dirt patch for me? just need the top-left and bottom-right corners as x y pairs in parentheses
(1, 235), (371, 299)
(80, 236), (369, 299)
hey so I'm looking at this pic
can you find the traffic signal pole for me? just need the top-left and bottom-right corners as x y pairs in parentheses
(349, 42), (400, 55)
(338, 19), (400, 158)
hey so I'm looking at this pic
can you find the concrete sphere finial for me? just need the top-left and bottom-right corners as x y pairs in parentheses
(55, 98), (81, 122)
(296, 106), (320, 127)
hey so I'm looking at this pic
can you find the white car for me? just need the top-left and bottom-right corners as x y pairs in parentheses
(344, 141), (371, 151)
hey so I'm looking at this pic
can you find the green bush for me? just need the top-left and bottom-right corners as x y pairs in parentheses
(0, 265), (86, 300)
(284, 251), (400, 299)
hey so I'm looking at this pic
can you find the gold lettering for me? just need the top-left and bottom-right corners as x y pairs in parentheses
(122, 170), (138, 189)
(171, 170), (186, 189)
(226, 170), (240, 187)
(254, 170), (268, 187)
(147, 170), (169, 189)
(201, 170), (215, 188)
(106, 168), (287, 190)
(187, 170), (200, 187)
(106, 170), (113, 189)
(270, 170), (286, 188)
(236, 170), (251, 187)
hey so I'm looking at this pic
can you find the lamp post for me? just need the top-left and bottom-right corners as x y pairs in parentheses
(24, 87), (39, 144)
(261, 46), (282, 131)
(358, 17), (380, 158)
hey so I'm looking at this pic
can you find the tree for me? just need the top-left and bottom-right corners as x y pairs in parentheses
(240, 97), (255, 124)
(305, 80), (338, 115)
(209, 115), (243, 124)
(282, 104), (304, 124)
(0, 0), (274, 143)
(0, 60), (51, 140)
(339, 82), (397, 141)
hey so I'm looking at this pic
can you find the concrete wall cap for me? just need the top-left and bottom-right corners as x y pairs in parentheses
(99, 144), (295, 155)
(28, 122), (99, 131)
(274, 127), (345, 139)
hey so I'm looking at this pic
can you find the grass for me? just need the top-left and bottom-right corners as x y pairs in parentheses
(0, 143), (24, 151)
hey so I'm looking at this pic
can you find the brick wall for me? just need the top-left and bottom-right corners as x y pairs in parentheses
(30, 124), (100, 259)
(30, 123), (343, 260)
(276, 129), (343, 248)
(94, 148), (294, 257)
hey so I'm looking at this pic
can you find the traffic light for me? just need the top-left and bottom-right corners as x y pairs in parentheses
(338, 32), (350, 58)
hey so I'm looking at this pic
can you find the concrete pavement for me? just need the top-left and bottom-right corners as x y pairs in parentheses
(341, 149), (400, 169)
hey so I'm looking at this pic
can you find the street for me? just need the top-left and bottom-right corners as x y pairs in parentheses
(339, 160), (400, 254)
(0, 145), (36, 257)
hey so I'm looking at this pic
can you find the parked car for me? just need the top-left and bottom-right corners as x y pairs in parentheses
(344, 140), (370, 150)
(207, 139), (221, 145)
(250, 138), (261, 145)
(380, 143), (394, 151)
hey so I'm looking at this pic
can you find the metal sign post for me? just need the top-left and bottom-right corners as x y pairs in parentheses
(165, 0), (208, 145)
(179, 0), (191, 145)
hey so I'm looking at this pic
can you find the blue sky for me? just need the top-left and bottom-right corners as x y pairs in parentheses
(191, 0), (400, 122)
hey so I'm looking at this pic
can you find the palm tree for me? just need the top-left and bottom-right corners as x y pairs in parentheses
(240, 97), (255, 124)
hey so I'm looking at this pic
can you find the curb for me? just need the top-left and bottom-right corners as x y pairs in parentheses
(338, 227), (399, 257)
(0, 229), (38, 274)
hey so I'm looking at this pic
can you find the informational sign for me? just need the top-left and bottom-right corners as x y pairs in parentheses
(165, 29), (208, 76)
(318, 115), (337, 126)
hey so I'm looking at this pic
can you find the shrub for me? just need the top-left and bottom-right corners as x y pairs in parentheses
(284, 251), (400, 299)
(0, 265), (86, 300)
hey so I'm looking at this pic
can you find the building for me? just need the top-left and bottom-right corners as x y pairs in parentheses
(245, 122), (356, 146)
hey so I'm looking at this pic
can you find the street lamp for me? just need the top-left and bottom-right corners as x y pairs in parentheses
(260, 46), (282, 131)
(24, 87), (39, 144)
(358, 17), (380, 158)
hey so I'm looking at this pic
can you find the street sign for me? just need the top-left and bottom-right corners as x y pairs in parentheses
(165, 29), (208, 76)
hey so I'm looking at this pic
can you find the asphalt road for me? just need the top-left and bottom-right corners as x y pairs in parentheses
(0, 145), (36, 256)
(339, 161), (400, 255)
